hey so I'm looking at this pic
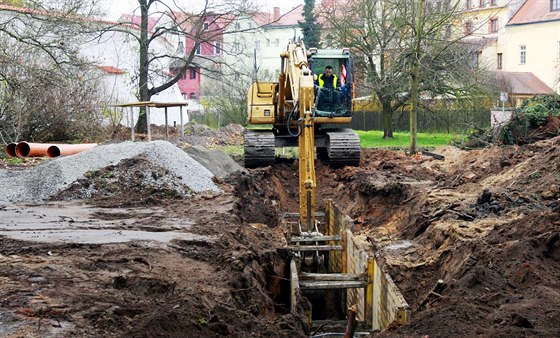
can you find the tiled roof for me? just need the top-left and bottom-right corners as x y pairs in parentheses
(253, 5), (303, 27)
(491, 71), (554, 95)
(508, 0), (560, 26)
(96, 65), (126, 74)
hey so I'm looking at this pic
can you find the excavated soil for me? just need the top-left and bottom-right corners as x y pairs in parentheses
(1, 129), (560, 337)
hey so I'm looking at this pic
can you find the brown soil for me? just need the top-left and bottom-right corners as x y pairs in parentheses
(1, 128), (559, 337)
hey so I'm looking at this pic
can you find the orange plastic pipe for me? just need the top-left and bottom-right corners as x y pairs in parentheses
(5, 143), (17, 157)
(15, 142), (53, 158)
(47, 143), (98, 158)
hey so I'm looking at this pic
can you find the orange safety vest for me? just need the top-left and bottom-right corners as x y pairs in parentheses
(318, 73), (338, 88)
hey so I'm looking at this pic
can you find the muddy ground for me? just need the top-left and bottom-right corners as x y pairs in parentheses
(1, 125), (559, 337)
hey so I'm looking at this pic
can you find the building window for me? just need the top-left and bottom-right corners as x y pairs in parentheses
(497, 53), (503, 69)
(520, 45), (526, 64)
(177, 41), (184, 54)
(489, 18), (498, 33)
(189, 67), (196, 79)
(479, 0), (485, 7)
(445, 25), (452, 38)
(203, 22), (209, 30)
(233, 42), (240, 52)
(255, 40), (261, 50)
(266, 39), (270, 47)
(471, 51), (481, 68)
(182, 93), (187, 99)
(466, 0), (472, 9)
(189, 92), (197, 99)
(552, 0), (560, 11)
(464, 20), (473, 35)
(490, 0), (497, 5)
(214, 41), (222, 54)
(195, 44), (201, 55)
(171, 68), (186, 79)
(235, 22), (240, 30)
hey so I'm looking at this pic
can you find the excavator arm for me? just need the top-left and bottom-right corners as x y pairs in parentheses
(281, 42), (317, 229)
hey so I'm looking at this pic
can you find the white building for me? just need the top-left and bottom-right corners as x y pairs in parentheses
(0, 4), (188, 127)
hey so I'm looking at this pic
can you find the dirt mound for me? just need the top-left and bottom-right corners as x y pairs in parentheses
(51, 155), (194, 207)
(184, 144), (245, 178)
(180, 123), (244, 147)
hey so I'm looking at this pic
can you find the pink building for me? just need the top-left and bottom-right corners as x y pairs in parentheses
(170, 13), (227, 100)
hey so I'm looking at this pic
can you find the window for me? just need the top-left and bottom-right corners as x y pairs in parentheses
(189, 67), (196, 79)
(445, 25), (452, 38)
(266, 39), (270, 47)
(471, 51), (481, 68)
(233, 42), (240, 52)
(466, 0), (472, 9)
(203, 22), (209, 30)
(182, 93), (187, 99)
(274, 38), (279, 46)
(489, 18), (498, 33)
(479, 0), (485, 7)
(520, 45), (526, 64)
(552, 0), (560, 11)
(177, 41), (184, 54)
(171, 68), (185, 80)
(235, 22), (240, 30)
(255, 40), (261, 51)
(497, 53), (503, 69)
(490, 0), (497, 5)
(195, 44), (201, 55)
(214, 41), (222, 55)
(189, 92), (197, 99)
(464, 21), (473, 35)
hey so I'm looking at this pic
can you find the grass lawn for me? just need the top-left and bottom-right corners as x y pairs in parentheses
(215, 130), (463, 155)
(356, 130), (462, 148)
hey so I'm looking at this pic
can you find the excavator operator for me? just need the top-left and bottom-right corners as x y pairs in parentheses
(316, 65), (338, 89)
(315, 65), (343, 114)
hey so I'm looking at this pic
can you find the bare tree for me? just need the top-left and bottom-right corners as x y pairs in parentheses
(97, 0), (255, 133)
(0, 0), (107, 143)
(321, 0), (491, 143)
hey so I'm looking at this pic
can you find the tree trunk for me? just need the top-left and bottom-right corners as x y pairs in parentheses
(135, 0), (150, 134)
(382, 102), (393, 139)
(409, 0), (424, 154)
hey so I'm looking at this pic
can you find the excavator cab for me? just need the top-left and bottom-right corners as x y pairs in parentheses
(309, 48), (352, 118)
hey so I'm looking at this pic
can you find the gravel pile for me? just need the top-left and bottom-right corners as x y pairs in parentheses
(0, 141), (220, 204)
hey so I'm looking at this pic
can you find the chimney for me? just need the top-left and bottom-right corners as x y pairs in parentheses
(273, 7), (280, 21)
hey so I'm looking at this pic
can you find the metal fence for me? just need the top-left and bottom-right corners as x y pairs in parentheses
(350, 108), (491, 133)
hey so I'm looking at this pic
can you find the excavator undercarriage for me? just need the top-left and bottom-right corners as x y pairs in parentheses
(243, 128), (361, 169)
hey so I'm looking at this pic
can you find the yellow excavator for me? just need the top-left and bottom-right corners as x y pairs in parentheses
(245, 40), (360, 242)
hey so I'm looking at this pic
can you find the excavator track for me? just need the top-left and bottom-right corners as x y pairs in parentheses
(324, 129), (361, 167)
(244, 130), (275, 168)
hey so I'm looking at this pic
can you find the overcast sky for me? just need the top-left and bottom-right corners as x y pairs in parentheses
(100, 0), (305, 20)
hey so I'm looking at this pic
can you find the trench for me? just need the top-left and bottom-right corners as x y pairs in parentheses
(235, 159), (415, 335)
(257, 200), (410, 336)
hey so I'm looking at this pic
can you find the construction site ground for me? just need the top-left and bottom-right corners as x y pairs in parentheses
(0, 124), (559, 337)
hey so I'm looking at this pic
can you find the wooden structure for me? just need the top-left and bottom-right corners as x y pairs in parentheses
(111, 101), (188, 141)
(288, 199), (411, 331)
